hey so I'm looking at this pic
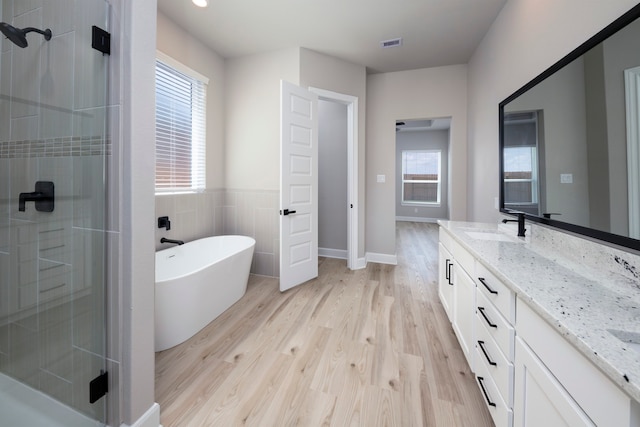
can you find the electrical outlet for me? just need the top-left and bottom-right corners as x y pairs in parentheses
(377, 174), (386, 183)
(560, 173), (573, 184)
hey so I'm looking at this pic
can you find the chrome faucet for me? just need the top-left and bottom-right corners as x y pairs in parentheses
(502, 212), (526, 237)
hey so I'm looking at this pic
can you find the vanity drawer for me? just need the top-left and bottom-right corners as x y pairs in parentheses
(475, 352), (513, 427)
(452, 239), (475, 276)
(476, 321), (514, 406)
(475, 261), (515, 323)
(476, 289), (515, 361)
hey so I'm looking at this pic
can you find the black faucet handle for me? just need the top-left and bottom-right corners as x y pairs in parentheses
(18, 181), (54, 212)
(158, 216), (171, 230)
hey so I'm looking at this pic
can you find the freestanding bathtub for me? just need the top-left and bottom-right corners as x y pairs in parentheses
(155, 235), (256, 352)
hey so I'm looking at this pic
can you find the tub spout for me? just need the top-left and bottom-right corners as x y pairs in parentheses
(160, 237), (184, 246)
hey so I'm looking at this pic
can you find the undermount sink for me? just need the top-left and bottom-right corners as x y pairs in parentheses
(464, 230), (521, 242)
(608, 329), (640, 354)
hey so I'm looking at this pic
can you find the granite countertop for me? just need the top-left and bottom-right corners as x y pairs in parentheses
(438, 220), (640, 403)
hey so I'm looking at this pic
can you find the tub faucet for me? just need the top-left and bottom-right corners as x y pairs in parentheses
(160, 237), (184, 246)
(502, 212), (526, 237)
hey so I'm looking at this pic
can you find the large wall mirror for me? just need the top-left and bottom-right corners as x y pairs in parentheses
(499, 3), (640, 251)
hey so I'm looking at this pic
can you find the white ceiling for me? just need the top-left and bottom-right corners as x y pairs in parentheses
(157, 0), (507, 74)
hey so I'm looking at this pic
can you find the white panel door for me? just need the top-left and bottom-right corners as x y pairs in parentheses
(280, 81), (318, 292)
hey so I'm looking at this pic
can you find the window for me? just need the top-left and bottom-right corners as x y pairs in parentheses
(401, 150), (441, 205)
(155, 52), (207, 193)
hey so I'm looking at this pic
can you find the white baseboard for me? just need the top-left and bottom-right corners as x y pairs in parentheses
(319, 247), (348, 259)
(353, 257), (367, 270)
(395, 216), (440, 223)
(366, 252), (398, 265)
(121, 403), (160, 427)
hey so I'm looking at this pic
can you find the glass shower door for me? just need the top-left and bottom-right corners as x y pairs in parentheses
(0, 0), (110, 425)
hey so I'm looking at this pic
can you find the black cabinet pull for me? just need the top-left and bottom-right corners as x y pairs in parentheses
(447, 261), (453, 286)
(445, 259), (451, 281)
(478, 307), (497, 328)
(477, 376), (497, 407)
(478, 340), (497, 366)
(478, 277), (498, 295)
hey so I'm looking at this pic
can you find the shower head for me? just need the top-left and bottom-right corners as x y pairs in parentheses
(0, 22), (51, 48)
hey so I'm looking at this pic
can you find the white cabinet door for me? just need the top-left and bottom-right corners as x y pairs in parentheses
(453, 264), (475, 371)
(513, 337), (594, 427)
(438, 242), (454, 320)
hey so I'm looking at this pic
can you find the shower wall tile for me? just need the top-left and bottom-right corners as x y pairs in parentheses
(0, 2), (13, 54)
(38, 300), (73, 381)
(38, 370), (73, 409)
(71, 346), (105, 421)
(8, 322), (39, 388)
(10, 157), (36, 220)
(224, 189), (279, 277)
(72, 228), (105, 355)
(73, 156), (106, 230)
(42, 0), (75, 36)
(106, 358), (120, 427)
(13, 0), (43, 17)
(154, 190), (223, 251)
(106, 107), (120, 232)
(0, 252), (8, 321)
(0, 52), (10, 142)
(11, 9), (42, 119)
(40, 31), (74, 140)
(11, 116), (39, 141)
(73, 4), (108, 111)
(0, 159), (8, 219)
(106, 231), (119, 361)
(39, 156), (73, 221)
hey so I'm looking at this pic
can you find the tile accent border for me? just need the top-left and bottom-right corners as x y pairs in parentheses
(0, 137), (111, 158)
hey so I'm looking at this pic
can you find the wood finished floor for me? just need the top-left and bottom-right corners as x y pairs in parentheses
(155, 222), (494, 426)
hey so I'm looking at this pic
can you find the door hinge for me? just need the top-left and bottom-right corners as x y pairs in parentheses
(92, 25), (111, 55)
(89, 370), (108, 404)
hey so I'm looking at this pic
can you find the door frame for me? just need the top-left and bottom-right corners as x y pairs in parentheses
(309, 87), (359, 270)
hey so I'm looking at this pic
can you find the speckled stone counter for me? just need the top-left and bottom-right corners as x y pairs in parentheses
(438, 220), (640, 403)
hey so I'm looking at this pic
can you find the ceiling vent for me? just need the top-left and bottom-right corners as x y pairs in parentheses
(380, 37), (403, 48)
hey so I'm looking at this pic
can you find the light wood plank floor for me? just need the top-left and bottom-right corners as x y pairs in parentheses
(155, 222), (494, 426)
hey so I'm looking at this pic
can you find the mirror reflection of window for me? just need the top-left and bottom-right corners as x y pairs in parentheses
(503, 111), (543, 215)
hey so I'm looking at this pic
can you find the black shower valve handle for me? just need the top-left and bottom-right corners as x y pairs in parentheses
(18, 181), (54, 212)
(158, 216), (171, 230)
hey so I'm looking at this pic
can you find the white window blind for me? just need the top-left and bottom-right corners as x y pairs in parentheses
(155, 55), (207, 193)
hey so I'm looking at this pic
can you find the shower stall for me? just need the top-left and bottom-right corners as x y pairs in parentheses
(1, 0), (111, 425)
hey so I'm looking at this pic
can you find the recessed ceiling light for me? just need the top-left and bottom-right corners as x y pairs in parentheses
(192, 0), (208, 7)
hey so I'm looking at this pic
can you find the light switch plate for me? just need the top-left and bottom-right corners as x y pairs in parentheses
(377, 174), (386, 183)
(561, 173), (573, 184)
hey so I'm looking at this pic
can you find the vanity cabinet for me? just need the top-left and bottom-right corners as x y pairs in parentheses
(439, 227), (476, 371)
(438, 238), (454, 319)
(515, 299), (634, 427)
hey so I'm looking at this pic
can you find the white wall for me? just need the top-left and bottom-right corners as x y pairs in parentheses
(467, 0), (639, 223)
(225, 48), (300, 190)
(366, 65), (468, 257)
